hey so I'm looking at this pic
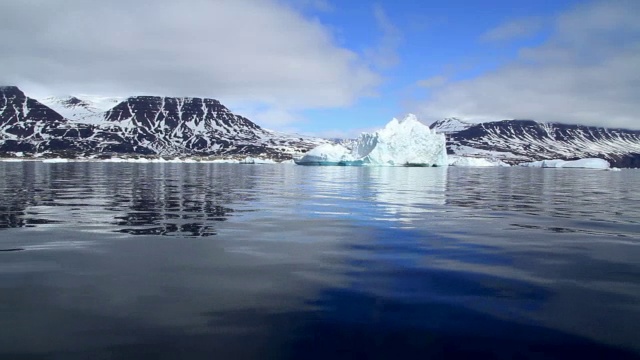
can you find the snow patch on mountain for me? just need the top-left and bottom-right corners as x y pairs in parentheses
(41, 95), (121, 124)
(430, 117), (473, 133)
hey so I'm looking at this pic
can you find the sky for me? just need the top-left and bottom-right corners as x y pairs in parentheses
(1, 0), (638, 136)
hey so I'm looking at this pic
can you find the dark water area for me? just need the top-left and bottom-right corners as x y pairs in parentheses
(0, 162), (639, 359)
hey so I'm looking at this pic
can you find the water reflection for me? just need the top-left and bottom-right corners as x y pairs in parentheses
(368, 167), (446, 227)
(0, 162), (255, 237)
(0, 163), (639, 358)
(294, 166), (446, 227)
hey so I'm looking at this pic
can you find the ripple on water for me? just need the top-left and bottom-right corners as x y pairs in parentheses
(0, 162), (639, 358)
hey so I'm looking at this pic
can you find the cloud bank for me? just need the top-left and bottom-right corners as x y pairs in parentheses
(0, 0), (378, 127)
(420, 0), (640, 129)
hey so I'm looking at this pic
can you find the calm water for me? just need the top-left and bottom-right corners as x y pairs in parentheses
(0, 162), (639, 359)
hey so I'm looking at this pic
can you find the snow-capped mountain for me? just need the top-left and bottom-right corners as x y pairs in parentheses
(430, 118), (473, 134)
(41, 95), (121, 124)
(435, 119), (640, 168)
(0, 86), (326, 159)
(3, 85), (640, 166)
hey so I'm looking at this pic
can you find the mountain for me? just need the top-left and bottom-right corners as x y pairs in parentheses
(430, 118), (473, 134)
(0, 87), (325, 159)
(3, 86), (640, 166)
(432, 119), (640, 168)
(0, 86), (72, 153)
(41, 95), (121, 124)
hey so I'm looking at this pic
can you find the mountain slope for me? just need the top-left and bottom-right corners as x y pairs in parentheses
(430, 118), (473, 134)
(0, 87), (325, 159)
(93, 95), (322, 156)
(0, 86), (66, 136)
(439, 120), (640, 168)
(3, 86), (640, 166)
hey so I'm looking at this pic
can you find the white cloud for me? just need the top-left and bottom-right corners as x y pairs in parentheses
(419, 0), (640, 129)
(0, 0), (378, 128)
(417, 76), (448, 88)
(227, 103), (304, 130)
(480, 16), (544, 43)
(292, 0), (334, 13)
(365, 4), (403, 69)
(310, 125), (381, 140)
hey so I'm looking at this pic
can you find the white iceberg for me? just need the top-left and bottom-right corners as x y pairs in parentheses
(240, 157), (278, 164)
(42, 158), (70, 163)
(295, 144), (356, 165)
(520, 158), (610, 169)
(199, 158), (240, 164)
(296, 114), (447, 166)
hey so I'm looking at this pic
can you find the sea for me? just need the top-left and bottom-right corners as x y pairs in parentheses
(0, 162), (639, 359)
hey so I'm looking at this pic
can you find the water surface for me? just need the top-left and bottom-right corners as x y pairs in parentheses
(0, 162), (639, 359)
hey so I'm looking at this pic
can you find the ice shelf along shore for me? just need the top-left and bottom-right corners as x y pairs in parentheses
(448, 156), (511, 167)
(0, 156), (281, 164)
(295, 114), (448, 166)
(520, 158), (611, 169)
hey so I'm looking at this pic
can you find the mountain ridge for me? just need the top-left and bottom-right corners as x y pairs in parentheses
(431, 119), (640, 168)
(2, 86), (639, 167)
(0, 87), (326, 159)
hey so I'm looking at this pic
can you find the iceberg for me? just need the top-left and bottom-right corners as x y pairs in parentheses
(239, 157), (278, 164)
(42, 158), (70, 163)
(520, 158), (610, 169)
(294, 144), (361, 166)
(296, 114), (447, 166)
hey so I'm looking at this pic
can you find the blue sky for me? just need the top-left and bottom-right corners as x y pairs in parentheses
(2, 0), (638, 135)
(295, 0), (585, 135)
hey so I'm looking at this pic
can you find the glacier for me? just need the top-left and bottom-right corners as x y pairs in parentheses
(296, 114), (448, 166)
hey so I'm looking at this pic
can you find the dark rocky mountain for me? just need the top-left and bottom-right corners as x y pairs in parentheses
(0, 86), (65, 136)
(432, 119), (640, 168)
(101, 96), (265, 154)
(0, 87), (325, 159)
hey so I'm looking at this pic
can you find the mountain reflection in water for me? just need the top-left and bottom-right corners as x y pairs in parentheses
(0, 162), (639, 359)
